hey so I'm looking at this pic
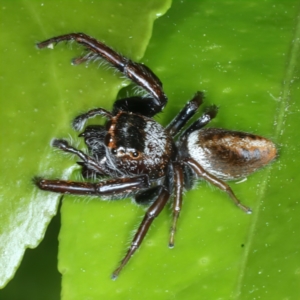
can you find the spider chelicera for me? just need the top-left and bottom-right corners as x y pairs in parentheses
(35, 33), (277, 279)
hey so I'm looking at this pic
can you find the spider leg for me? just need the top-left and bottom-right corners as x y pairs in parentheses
(72, 108), (112, 131)
(111, 186), (170, 280)
(37, 33), (167, 116)
(51, 139), (110, 176)
(166, 91), (204, 136)
(77, 162), (102, 179)
(185, 158), (252, 214)
(135, 186), (162, 206)
(169, 163), (184, 248)
(180, 105), (218, 139)
(34, 175), (149, 197)
(112, 96), (165, 118)
(79, 125), (106, 149)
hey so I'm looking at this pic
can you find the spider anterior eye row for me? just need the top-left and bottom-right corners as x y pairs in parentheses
(110, 148), (139, 158)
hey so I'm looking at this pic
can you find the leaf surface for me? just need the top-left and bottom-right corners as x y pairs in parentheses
(1, 1), (300, 299)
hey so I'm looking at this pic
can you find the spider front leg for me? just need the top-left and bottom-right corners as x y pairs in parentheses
(50, 139), (110, 176)
(34, 175), (150, 197)
(112, 186), (170, 280)
(37, 33), (167, 116)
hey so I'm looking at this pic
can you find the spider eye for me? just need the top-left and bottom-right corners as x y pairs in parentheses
(131, 151), (139, 158)
(111, 148), (117, 155)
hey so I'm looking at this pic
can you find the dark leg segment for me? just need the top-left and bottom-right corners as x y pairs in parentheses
(37, 33), (167, 115)
(169, 164), (184, 248)
(72, 108), (112, 131)
(135, 186), (163, 206)
(34, 175), (149, 197)
(113, 96), (164, 118)
(166, 91), (204, 136)
(180, 105), (218, 139)
(186, 158), (252, 214)
(111, 186), (170, 280)
(51, 139), (110, 176)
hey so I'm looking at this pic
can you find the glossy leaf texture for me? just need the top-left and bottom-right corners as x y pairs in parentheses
(1, 0), (300, 299)
(0, 0), (171, 292)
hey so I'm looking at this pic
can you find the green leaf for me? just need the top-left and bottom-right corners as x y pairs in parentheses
(1, 0), (300, 299)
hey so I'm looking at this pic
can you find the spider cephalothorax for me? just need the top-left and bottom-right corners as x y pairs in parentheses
(35, 33), (277, 279)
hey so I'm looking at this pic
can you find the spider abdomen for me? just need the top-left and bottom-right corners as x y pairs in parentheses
(187, 128), (277, 180)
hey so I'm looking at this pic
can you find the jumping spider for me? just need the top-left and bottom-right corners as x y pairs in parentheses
(35, 33), (277, 279)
